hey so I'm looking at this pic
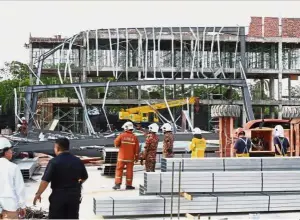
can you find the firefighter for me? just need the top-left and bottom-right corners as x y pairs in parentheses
(141, 123), (159, 172)
(273, 125), (290, 157)
(233, 128), (251, 157)
(189, 127), (207, 158)
(113, 122), (140, 190)
(161, 123), (174, 158)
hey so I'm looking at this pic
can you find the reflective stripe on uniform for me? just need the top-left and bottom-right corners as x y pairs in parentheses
(236, 153), (250, 157)
(118, 159), (134, 162)
(121, 141), (136, 145)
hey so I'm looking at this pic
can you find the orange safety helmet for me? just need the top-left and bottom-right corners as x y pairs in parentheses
(235, 127), (245, 137)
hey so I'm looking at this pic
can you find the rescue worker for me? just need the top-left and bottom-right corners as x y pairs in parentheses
(0, 137), (26, 219)
(141, 123), (159, 172)
(113, 121), (140, 190)
(161, 123), (174, 158)
(189, 127), (207, 158)
(273, 125), (290, 157)
(33, 138), (88, 219)
(233, 128), (251, 157)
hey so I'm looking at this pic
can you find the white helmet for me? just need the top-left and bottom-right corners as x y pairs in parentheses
(17, 124), (22, 128)
(274, 125), (284, 137)
(192, 127), (201, 135)
(0, 137), (12, 152)
(161, 123), (172, 132)
(122, 121), (134, 131)
(21, 117), (26, 121)
(148, 123), (159, 133)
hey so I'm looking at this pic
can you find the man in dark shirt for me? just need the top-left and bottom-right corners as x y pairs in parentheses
(273, 125), (290, 156)
(33, 138), (88, 219)
(233, 128), (252, 157)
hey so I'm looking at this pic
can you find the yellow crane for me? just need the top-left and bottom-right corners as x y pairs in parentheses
(118, 97), (198, 123)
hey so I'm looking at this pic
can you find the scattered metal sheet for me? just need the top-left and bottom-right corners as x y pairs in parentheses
(14, 157), (39, 179)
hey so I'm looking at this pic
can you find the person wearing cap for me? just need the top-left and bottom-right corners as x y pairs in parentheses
(0, 137), (26, 219)
(273, 125), (290, 157)
(161, 123), (174, 158)
(189, 127), (207, 158)
(233, 128), (252, 157)
(113, 121), (140, 190)
(141, 123), (159, 172)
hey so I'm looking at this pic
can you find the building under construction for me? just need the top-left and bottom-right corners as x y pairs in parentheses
(24, 16), (300, 133)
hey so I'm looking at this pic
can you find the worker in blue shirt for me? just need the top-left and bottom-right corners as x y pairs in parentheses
(233, 128), (252, 157)
(273, 125), (290, 157)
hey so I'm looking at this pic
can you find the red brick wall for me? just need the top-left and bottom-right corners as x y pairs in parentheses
(248, 17), (262, 37)
(264, 17), (279, 37)
(248, 16), (300, 38)
(282, 18), (300, 38)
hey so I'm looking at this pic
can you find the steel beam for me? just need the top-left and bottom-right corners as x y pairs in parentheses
(27, 79), (246, 93)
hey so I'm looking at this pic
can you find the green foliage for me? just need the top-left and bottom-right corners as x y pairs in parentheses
(0, 78), (30, 112)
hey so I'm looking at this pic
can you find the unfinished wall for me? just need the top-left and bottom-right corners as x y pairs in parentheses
(248, 16), (300, 38)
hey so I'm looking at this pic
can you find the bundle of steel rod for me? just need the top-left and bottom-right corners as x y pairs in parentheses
(93, 192), (300, 217)
(161, 157), (300, 172)
(141, 171), (300, 194)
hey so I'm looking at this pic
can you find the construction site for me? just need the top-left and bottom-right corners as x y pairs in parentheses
(5, 15), (300, 219)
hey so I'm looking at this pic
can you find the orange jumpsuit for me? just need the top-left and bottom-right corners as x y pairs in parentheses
(114, 131), (140, 186)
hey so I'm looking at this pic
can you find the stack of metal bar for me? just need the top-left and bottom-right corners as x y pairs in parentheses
(94, 192), (300, 216)
(161, 157), (300, 172)
(94, 156), (300, 217)
(99, 148), (118, 176)
(14, 157), (39, 180)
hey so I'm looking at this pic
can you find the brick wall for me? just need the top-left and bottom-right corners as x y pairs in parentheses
(282, 18), (300, 38)
(264, 17), (279, 37)
(248, 17), (262, 37)
(248, 16), (300, 38)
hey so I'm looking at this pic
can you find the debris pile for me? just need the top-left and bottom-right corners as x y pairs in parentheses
(24, 207), (48, 219)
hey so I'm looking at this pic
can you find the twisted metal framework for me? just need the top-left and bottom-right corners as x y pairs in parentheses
(25, 26), (255, 131)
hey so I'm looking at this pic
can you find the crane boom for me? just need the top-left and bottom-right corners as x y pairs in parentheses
(119, 97), (198, 123)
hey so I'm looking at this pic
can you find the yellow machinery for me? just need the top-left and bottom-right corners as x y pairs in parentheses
(119, 97), (197, 123)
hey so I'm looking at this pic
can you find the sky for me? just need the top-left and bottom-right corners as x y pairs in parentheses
(0, 0), (300, 66)
(0, 0), (299, 96)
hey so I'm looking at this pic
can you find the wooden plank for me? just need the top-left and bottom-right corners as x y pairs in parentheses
(186, 213), (200, 219)
(181, 192), (193, 201)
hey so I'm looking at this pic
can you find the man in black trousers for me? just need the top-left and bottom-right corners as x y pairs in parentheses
(33, 138), (88, 219)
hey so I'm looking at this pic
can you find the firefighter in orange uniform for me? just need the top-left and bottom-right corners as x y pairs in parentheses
(113, 122), (140, 190)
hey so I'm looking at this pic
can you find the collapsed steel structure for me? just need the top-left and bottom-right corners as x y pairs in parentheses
(23, 26), (256, 132)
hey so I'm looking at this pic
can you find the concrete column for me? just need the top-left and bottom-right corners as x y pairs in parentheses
(29, 43), (33, 85)
(278, 41), (283, 119)
(288, 77), (291, 100)
(242, 104), (247, 125)
(269, 78), (275, 118)
(190, 40), (194, 128)
(138, 71), (141, 106)
(80, 34), (87, 133)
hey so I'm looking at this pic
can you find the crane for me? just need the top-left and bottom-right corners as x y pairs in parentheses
(118, 97), (198, 123)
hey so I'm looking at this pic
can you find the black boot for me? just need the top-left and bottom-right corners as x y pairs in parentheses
(113, 184), (121, 190)
(126, 185), (135, 190)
